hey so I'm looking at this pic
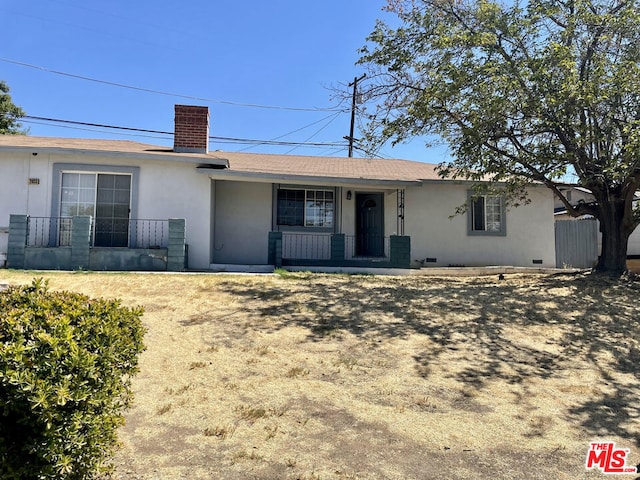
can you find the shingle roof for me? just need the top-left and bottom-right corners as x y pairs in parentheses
(0, 135), (444, 183)
(0, 136), (151, 152)
(208, 151), (442, 183)
(0, 135), (225, 164)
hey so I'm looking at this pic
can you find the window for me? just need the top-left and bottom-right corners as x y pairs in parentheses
(60, 172), (131, 247)
(277, 189), (305, 226)
(277, 188), (334, 228)
(469, 194), (506, 236)
(94, 174), (131, 247)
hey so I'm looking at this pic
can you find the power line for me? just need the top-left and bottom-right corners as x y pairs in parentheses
(23, 115), (386, 156)
(316, 146), (349, 157)
(47, 0), (204, 43)
(1, 58), (347, 113)
(22, 115), (348, 149)
(238, 111), (342, 152)
(21, 119), (173, 140)
(24, 115), (169, 135)
(352, 143), (389, 159)
(213, 137), (346, 147)
(0, 9), (169, 52)
(284, 111), (342, 155)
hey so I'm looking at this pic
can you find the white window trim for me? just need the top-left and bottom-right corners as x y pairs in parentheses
(51, 164), (139, 221)
(274, 186), (337, 232)
(467, 192), (507, 236)
(51, 164), (140, 247)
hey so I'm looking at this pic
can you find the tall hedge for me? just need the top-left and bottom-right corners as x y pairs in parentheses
(0, 279), (146, 480)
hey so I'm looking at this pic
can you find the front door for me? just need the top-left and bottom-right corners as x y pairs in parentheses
(356, 193), (384, 257)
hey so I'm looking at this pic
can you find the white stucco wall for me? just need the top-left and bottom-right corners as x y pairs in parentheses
(1, 149), (557, 270)
(0, 150), (213, 269)
(405, 183), (556, 267)
(135, 161), (212, 268)
(553, 187), (595, 211)
(212, 180), (272, 265)
(0, 152), (52, 260)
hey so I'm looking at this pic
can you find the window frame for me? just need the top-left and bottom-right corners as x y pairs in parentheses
(467, 191), (507, 236)
(274, 185), (337, 233)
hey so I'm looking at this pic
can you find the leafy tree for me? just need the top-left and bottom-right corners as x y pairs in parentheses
(358, 0), (640, 275)
(0, 80), (26, 135)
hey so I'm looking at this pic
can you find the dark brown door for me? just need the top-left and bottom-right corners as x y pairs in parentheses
(356, 193), (384, 257)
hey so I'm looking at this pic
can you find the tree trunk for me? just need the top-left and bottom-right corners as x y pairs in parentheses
(594, 198), (632, 276)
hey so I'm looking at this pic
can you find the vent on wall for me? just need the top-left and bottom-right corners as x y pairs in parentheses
(532, 259), (543, 264)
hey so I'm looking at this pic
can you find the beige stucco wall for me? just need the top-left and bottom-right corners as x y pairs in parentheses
(339, 188), (400, 237)
(0, 151), (213, 269)
(405, 183), (556, 267)
(207, 180), (556, 268)
(212, 180), (272, 265)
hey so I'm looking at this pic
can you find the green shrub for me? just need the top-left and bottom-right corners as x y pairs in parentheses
(0, 278), (146, 479)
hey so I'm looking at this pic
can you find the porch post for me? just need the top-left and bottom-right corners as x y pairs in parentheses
(71, 216), (91, 270)
(268, 232), (282, 268)
(390, 235), (411, 268)
(331, 233), (345, 262)
(167, 218), (187, 271)
(7, 214), (28, 269)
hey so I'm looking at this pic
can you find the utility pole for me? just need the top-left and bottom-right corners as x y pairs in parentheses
(346, 74), (366, 157)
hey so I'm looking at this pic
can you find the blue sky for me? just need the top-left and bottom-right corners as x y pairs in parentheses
(0, 0), (449, 162)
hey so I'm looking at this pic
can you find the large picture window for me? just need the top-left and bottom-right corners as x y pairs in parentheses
(277, 188), (334, 228)
(468, 194), (506, 236)
(61, 172), (131, 247)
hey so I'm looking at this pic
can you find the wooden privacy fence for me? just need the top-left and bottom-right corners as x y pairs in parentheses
(555, 218), (598, 269)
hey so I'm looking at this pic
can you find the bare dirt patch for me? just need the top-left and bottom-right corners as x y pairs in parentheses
(2, 270), (640, 479)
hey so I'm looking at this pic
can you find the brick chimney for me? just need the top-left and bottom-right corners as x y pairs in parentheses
(174, 105), (209, 154)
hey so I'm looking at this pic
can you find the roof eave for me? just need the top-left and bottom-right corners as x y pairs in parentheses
(0, 145), (229, 168)
(197, 168), (422, 187)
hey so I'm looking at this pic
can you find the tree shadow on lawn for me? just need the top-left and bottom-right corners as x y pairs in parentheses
(191, 273), (640, 447)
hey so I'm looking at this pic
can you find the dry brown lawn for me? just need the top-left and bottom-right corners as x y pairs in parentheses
(2, 270), (640, 479)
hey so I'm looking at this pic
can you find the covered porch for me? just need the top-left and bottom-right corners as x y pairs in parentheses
(207, 175), (413, 271)
(267, 232), (411, 269)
